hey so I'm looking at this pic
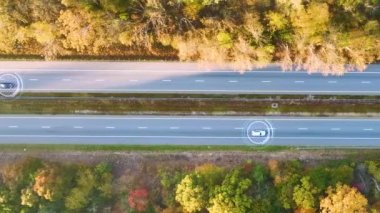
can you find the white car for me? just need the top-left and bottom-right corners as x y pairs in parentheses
(0, 82), (15, 89)
(251, 130), (267, 137)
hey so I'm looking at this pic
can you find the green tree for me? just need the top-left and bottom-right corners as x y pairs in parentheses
(293, 176), (318, 210)
(65, 163), (113, 211)
(175, 164), (224, 213)
(159, 170), (185, 207)
(208, 169), (253, 213)
(366, 161), (380, 181)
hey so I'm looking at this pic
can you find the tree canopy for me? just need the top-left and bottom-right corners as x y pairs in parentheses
(0, 0), (378, 74)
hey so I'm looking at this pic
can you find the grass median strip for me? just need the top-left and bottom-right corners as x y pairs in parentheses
(1, 95), (380, 116)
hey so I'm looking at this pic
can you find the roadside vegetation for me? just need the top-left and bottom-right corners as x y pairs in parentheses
(3, 94), (380, 116)
(1, 150), (380, 212)
(0, 0), (379, 74)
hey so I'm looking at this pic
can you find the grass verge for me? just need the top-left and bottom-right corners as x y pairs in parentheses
(0, 144), (290, 152)
(18, 92), (380, 100)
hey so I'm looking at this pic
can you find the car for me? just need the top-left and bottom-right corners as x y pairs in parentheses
(251, 130), (267, 137)
(0, 82), (15, 89)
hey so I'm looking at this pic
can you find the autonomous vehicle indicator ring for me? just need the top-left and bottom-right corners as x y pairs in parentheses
(246, 120), (273, 145)
(0, 73), (23, 98)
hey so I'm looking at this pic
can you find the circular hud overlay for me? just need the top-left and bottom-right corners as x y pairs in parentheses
(246, 120), (273, 145)
(0, 73), (23, 98)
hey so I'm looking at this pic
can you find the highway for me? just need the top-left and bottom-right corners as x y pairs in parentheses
(1, 115), (380, 146)
(0, 61), (380, 95)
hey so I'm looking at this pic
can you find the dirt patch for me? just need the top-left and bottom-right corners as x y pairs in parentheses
(0, 150), (352, 178)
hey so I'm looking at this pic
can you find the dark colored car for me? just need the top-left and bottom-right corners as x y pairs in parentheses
(0, 82), (16, 89)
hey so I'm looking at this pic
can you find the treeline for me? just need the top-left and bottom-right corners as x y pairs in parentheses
(0, 158), (113, 212)
(157, 160), (380, 213)
(1, 157), (380, 212)
(0, 0), (379, 74)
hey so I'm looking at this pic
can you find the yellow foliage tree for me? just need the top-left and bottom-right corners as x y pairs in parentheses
(175, 174), (207, 213)
(320, 184), (368, 213)
(21, 187), (38, 207)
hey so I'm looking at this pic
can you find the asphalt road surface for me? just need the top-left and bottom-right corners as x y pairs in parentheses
(0, 61), (380, 95)
(1, 115), (380, 146)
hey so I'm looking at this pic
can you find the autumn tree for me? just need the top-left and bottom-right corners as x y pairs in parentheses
(320, 184), (368, 213)
(128, 188), (150, 212)
(0, 14), (19, 53)
(58, 9), (122, 54)
(20, 187), (38, 208)
(32, 163), (73, 202)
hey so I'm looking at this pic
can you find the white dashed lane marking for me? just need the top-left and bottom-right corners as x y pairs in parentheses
(261, 80), (271, 83)
(162, 79), (172, 82)
(195, 80), (205, 83)
(328, 81), (337, 84)
(106, 126), (115, 129)
(361, 81), (371, 84)
(298, 128), (308, 130)
(138, 126), (148, 129)
(170, 127), (180, 130)
(294, 81), (304, 83)
(73, 126), (83, 129)
(331, 128), (341, 131)
(364, 128), (373, 131)
(28, 79), (39, 81)
(62, 78), (72, 82)
(8, 125), (18, 128)
(41, 126), (51, 129)
(202, 127), (212, 130)
(228, 80), (238, 83)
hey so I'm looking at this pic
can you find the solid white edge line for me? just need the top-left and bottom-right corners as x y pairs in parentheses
(0, 135), (380, 140)
(2, 116), (380, 121)
(2, 68), (380, 74)
(20, 89), (380, 94)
